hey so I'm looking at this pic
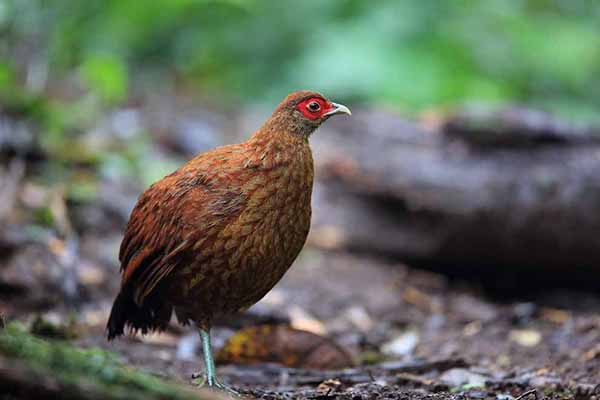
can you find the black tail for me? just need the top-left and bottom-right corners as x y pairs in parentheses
(106, 287), (172, 341)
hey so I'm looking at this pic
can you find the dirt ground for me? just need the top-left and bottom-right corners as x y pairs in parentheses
(3, 233), (597, 399)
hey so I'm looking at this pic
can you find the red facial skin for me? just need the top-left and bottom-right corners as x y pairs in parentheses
(297, 97), (336, 120)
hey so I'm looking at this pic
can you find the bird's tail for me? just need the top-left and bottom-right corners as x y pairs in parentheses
(106, 287), (172, 340)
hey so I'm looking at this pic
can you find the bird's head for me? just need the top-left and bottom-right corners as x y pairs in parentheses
(266, 90), (351, 137)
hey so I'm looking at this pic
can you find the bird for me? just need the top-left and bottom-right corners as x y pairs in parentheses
(106, 90), (351, 393)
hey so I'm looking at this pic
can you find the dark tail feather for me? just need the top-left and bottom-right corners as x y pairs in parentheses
(106, 287), (172, 341)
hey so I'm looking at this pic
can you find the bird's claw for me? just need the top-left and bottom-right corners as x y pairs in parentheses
(191, 372), (240, 397)
(212, 380), (240, 396)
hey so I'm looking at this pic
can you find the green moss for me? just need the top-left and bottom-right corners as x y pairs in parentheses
(0, 322), (208, 400)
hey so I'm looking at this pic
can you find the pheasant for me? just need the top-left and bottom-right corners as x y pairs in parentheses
(107, 91), (351, 393)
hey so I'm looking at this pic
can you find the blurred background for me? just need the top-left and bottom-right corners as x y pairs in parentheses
(0, 1), (599, 399)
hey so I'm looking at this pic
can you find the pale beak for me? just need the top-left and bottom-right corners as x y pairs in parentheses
(325, 102), (352, 116)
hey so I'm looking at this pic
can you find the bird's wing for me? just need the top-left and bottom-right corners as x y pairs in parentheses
(118, 158), (248, 305)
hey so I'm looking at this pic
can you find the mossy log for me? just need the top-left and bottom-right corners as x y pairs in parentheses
(0, 323), (217, 400)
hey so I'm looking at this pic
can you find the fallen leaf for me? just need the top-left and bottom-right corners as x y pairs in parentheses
(509, 329), (541, 347)
(217, 324), (354, 370)
(463, 321), (482, 337)
(439, 368), (488, 388)
(316, 379), (343, 393)
(540, 307), (570, 324)
(344, 306), (374, 332)
(288, 305), (327, 335)
(396, 372), (434, 386)
(381, 330), (420, 357)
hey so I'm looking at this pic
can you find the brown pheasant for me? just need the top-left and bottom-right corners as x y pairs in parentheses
(106, 90), (350, 392)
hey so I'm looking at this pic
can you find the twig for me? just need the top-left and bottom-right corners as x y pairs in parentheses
(220, 358), (468, 387)
(514, 389), (537, 400)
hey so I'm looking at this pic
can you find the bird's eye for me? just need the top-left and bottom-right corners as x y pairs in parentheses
(306, 101), (321, 112)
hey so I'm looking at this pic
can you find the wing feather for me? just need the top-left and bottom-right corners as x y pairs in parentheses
(118, 164), (247, 306)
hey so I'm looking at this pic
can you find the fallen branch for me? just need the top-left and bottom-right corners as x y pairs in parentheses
(310, 108), (600, 285)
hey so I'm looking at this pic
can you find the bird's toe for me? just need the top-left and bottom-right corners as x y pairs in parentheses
(191, 373), (241, 397)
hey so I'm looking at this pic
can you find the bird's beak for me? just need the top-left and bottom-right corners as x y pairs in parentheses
(325, 102), (352, 117)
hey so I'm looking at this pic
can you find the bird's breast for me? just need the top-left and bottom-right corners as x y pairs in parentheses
(225, 146), (314, 295)
(242, 148), (314, 257)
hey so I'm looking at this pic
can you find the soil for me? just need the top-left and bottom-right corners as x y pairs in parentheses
(3, 236), (597, 399)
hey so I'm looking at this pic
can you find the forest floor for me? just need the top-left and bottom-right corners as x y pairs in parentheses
(1, 236), (598, 399)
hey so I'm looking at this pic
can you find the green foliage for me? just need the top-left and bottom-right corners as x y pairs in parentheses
(0, 322), (205, 400)
(1, 0), (598, 115)
(33, 205), (55, 227)
(80, 54), (128, 104)
(0, 61), (16, 91)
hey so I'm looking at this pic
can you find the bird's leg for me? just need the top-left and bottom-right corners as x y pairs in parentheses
(200, 329), (217, 386)
(192, 328), (239, 396)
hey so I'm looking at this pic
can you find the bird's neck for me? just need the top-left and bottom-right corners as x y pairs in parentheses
(252, 111), (318, 139)
(247, 126), (313, 171)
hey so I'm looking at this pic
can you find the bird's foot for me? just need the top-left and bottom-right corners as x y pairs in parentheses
(191, 372), (240, 397)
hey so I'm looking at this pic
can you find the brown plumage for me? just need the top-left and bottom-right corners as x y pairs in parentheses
(106, 91), (350, 390)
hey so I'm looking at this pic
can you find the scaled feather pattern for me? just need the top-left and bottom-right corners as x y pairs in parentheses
(107, 91), (350, 339)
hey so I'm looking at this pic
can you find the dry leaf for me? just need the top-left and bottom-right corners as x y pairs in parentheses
(540, 308), (570, 324)
(217, 324), (354, 370)
(509, 329), (541, 347)
(288, 305), (327, 335)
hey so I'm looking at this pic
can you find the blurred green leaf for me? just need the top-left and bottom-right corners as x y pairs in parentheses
(80, 54), (128, 103)
(0, 61), (15, 91)
(3, 0), (599, 113)
(34, 206), (55, 227)
(67, 179), (99, 203)
(0, 0), (598, 160)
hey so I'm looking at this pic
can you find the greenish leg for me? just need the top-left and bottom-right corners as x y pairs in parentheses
(200, 329), (217, 386)
(194, 328), (239, 396)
